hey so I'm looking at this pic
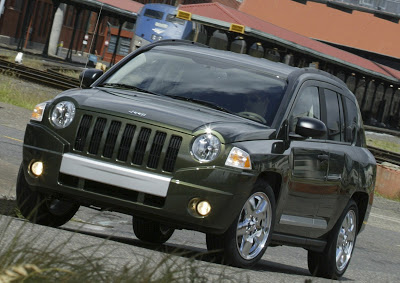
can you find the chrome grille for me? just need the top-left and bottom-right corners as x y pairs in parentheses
(73, 115), (182, 172)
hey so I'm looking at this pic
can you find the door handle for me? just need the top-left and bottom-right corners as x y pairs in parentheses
(317, 154), (329, 161)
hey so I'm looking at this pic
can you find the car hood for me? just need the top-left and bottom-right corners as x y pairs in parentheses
(57, 88), (276, 143)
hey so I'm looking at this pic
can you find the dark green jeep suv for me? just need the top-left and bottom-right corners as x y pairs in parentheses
(17, 40), (376, 279)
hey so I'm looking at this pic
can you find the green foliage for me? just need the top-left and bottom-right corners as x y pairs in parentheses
(0, 76), (58, 110)
(0, 217), (245, 282)
(366, 138), (400, 153)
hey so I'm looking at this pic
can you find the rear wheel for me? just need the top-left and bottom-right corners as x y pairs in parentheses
(132, 217), (174, 244)
(206, 182), (276, 267)
(16, 165), (79, 227)
(308, 200), (358, 279)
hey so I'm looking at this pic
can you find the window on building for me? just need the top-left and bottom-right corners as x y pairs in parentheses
(125, 22), (135, 30)
(108, 36), (131, 56)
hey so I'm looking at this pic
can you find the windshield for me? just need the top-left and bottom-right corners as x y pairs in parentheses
(143, 9), (164, 20)
(102, 49), (287, 126)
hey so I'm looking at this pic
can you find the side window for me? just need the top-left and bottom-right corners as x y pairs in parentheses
(289, 86), (321, 134)
(344, 97), (358, 144)
(324, 89), (344, 142)
(356, 110), (367, 147)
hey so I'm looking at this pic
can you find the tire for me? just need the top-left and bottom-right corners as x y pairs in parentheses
(206, 181), (276, 268)
(132, 217), (174, 244)
(308, 200), (358, 280)
(16, 164), (80, 227)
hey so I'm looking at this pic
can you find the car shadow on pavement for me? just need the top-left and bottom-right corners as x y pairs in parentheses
(61, 225), (314, 277)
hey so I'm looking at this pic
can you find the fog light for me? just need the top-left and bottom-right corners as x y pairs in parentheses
(31, 161), (43, 176)
(196, 201), (211, 216)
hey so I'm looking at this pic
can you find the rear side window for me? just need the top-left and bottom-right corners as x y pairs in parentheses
(324, 89), (344, 142)
(143, 9), (164, 19)
(356, 110), (367, 147)
(344, 97), (358, 144)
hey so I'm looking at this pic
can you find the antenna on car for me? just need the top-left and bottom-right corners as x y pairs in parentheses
(80, 3), (103, 89)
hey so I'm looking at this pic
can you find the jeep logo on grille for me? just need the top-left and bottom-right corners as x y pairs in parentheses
(128, 110), (147, 117)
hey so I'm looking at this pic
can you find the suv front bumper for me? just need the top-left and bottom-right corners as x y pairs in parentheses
(22, 123), (257, 234)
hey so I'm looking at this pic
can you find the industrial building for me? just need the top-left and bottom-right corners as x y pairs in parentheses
(0, 0), (399, 128)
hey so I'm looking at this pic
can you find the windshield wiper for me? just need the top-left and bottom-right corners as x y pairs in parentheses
(166, 95), (233, 114)
(98, 83), (160, 95)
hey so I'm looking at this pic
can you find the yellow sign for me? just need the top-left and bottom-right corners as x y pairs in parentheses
(229, 23), (245, 34)
(177, 10), (192, 21)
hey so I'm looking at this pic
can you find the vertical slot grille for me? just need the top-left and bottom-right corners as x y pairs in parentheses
(147, 131), (167, 169)
(88, 118), (107, 154)
(117, 124), (136, 161)
(74, 115), (92, 151)
(132, 128), (151, 165)
(103, 121), (121, 158)
(73, 114), (183, 173)
(163, 136), (182, 172)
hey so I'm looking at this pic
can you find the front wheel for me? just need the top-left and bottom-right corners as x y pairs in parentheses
(207, 182), (276, 267)
(132, 217), (174, 244)
(16, 165), (80, 227)
(308, 200), (358, 279)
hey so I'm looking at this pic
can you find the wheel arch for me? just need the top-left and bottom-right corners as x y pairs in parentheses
(351, 191), (369, 233)
(256, 171), (282, 204)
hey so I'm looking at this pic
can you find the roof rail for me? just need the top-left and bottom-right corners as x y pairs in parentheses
(302, 67), (348, 87)
(140, 39), (209, 52)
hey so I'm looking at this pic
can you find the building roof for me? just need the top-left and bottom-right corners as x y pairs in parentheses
(99, 0), (143, 13)
(67, 0), (143, 21)
(180, 2), (400, 82)
(210, 0), (241, 9)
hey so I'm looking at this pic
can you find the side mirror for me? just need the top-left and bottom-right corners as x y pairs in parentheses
(79, 69), (104, 88)
(295, 117), (327, 139)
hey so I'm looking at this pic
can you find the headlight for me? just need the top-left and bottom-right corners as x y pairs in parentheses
(51, 101), (76, 129)
(225, 147), (252, 169)
(151, 34), (163, 41)
(192, 134), (221, 162)
(31, 102), (46, 122)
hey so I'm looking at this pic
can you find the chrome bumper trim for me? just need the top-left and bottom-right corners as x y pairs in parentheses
(60, 153), (171, 197)
(279, 214), (327, 229)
